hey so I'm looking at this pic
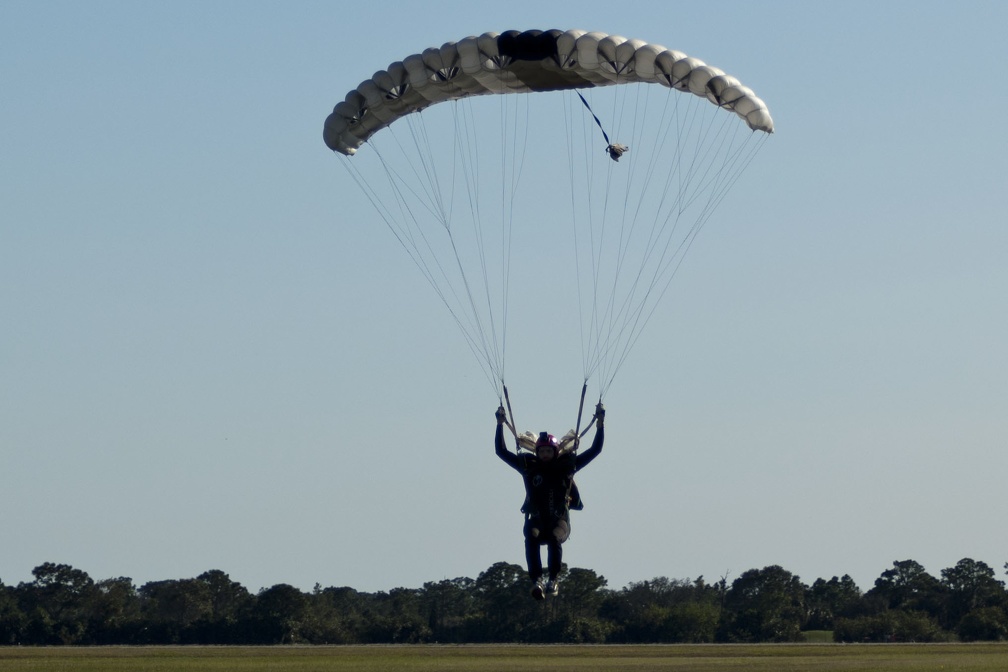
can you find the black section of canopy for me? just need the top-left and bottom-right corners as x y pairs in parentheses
(497, 29), (595, 92)
(496, 29), (562, 61)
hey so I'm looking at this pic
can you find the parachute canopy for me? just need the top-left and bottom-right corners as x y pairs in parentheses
(324, 29), (773, 156)
(324, 29), (773, 403)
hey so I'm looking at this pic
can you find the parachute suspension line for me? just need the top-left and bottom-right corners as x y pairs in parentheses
(568, 85), (636, 393)
(574, 80), (643, 393)
(497, 93), (510, 395)
(430, 97), (512, 390)
(570, 87), (622, 391)
(592, 77), (647, 380)
(592, 84), (624, 353)
(599, 109), (770, 396)
(583, 87), (616, 386)
(362, 139), (458, 307)
(367, 122), (447, 224)
(592, 82), (649, 390)
(496, 91), (531, 395)
(593, 85), (689, 393)
(369, 110), (509, 394)
(406, 107), (505, 390)
(564, 81), (770, 399)
(695, 122), (770, 236)
(598, 99), (720, 394)
(403, 111), (452, 229)
(576, 95), (600, 384)
(564, 92), (592, 380)
(451, 98), (505, 387)
(588, 88), (616, 388)
(675, 105), (735, 216)
(339, 142), (500, 393)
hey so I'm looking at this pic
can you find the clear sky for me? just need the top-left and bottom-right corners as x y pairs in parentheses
(2, 1), (1006, 595)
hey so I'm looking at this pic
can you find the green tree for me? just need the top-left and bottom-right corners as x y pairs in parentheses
(958, 606), (1008, 641)
(138, 578), (212, 643)
(672, 578), (724, 644)
(473, 561), (536, 641)
(21, 563), (96, 644)
(600, 577), (674, 642)
(835, 609), (944, 642)
(718, 565), (806, 642)
(555, 567), (607, 621)
(602, 576), (719, 643)
(87, 577), (140, 644)
(539, 567), (612, 643)
(421, 577), (477, 642)
(867, 559), (944, 619)
(189, 570), (252, 643)
(805, 575), (863, 630)
(369, 588), (430, 643)
(252, 584), (308, 644)
(940, 558), (1005, 630)
(306, 586), (367, 643)
(0, 581), (27, 644)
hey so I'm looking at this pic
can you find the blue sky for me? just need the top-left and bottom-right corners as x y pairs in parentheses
(2, 1), (1006, 594)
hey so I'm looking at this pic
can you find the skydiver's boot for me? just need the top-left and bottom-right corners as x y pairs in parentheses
(546, 577), (559, 597)
(531, 578), (545, 601)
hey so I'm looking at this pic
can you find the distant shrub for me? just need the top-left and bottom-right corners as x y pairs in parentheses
(958, 607), (1008, 642)
(834, 611), (945, 643)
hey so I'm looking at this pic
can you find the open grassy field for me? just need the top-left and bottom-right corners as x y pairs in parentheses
(2, 643), (1008, 671)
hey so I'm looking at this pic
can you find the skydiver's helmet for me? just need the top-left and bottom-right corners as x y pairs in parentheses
(536, 432), (558, 453)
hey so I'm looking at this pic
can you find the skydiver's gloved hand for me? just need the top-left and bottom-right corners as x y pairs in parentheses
(495, 405), (507, 425)
(595, 402), (605, 425)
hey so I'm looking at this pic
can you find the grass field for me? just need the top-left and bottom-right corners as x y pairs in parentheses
(2, 643), (1008, 671)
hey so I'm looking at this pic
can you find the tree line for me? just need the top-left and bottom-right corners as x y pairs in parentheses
(2, 558), (1007, 645)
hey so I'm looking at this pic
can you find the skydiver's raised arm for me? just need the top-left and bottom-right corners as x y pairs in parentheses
(575, 403), (605, 470)
(495, 406), (521, 470)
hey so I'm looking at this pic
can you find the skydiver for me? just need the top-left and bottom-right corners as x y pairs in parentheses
(494, 402), (605, 600)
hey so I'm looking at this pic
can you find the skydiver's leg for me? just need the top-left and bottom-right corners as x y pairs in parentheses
(546, 539), (562, 581)
(547, 519), (570, 581)
(524, 517), (548, 600)
(526, 538), (543, 583)
(524, 517), (544, 582)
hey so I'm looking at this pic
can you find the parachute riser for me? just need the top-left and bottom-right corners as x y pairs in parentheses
(502, 382), (519, 452)
(505, 383), (598, 457)
(572, 382), (588, 453)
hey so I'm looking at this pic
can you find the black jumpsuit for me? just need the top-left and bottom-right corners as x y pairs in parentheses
(495, 423), (603, 582)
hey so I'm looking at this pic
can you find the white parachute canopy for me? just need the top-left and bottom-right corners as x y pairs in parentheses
(325, 29), (772, 402)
